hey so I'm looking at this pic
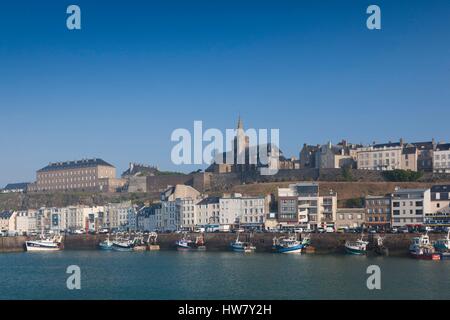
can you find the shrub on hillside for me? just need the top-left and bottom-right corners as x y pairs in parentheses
(382, 169), (423, 182)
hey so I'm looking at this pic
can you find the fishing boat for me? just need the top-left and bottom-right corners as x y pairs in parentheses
(345, 233), (369, 255)
(112, 233), (134, 252)
(147, 232), (160, 251)
(272, 235), (303, 253)
(434, 230), (450, 252)
(132, 234), (147, 251)
(374, 235), (389, 256)
(230, 231), (256, 253)
(99, 234), (113, 250)
(176, 233), (206, 251)
(301, 234), (311, 248)
(409, 233), (440, 260)
(25, 234), (63, 252)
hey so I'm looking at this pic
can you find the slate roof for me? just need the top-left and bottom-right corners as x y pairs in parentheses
(431, 185), (450, 193)
(0, 211), (13, 219)
(37, 158), (114, 172)
(197, 197), (220, 205)
(3, 183), (29, 190)
(412, 141), (435, 150)
(436, 143), (450, 151)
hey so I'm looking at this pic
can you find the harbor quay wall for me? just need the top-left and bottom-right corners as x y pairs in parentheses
(0, 236), (27, 252)
(0, 233), (445, 255)
(0, 233), (444, 255)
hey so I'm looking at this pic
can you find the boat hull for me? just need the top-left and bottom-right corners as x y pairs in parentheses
(99, 242), (113, 250)
(112, 244), (133, 252)
(25, 241), (61, 252)
(273, 244), (303, 254)
(439, 252), (450, 260)
(410, 252), (441, 260)
(345, 246), (367, 255)
(231, 243), (255, 253)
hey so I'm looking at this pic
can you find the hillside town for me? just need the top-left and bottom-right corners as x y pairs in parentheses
(1, 119), (450, 236)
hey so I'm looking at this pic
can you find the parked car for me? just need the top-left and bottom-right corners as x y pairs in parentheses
(98, 228), (109, 234)
(73, 229), (85, 234)
(325, 227), (335, 233)
(389, 227), (398, 233)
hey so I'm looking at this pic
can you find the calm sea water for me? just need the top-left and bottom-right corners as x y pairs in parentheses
(0, 250), (449, 300)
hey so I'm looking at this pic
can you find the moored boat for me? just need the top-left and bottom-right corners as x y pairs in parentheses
(434, 230), (450, 252)
(132, 234), (147, 251)
(99, 234), (113, 250)
(409, 233), (440, 260)
(147, 232), (160, 251)
(112, 233), (134, 252)
(25, 234), (63, 252)
(272, 235), (303, 253)
(230, 231), (256, 253)
(345, 233), (369, 255)
(176, 233), (206, 251)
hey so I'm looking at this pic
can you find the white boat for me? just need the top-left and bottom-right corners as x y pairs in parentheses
(272, 235), (303, 253)
(25, 234), (63, 252)
(345, 233), (369, 255)
(112, 233), (134, 251)
(99, 234), (113, 250)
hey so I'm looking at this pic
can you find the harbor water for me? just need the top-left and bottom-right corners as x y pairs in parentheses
(1, 251), (449, 300)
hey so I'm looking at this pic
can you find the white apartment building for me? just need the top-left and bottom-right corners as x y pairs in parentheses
(15, 210), (37, 235)
(179, 197), (200, 230)
(219, 193), (267, 229)
(277, 183), (337, 230)
(194, 197), (220, 228)
(433, 144), (450, 173)
(391, 188), (431, 227)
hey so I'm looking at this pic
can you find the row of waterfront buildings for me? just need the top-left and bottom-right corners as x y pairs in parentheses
(1, 183), (450, 235)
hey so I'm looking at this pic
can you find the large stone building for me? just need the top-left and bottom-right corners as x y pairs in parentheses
(433, 143), (450, 173)
(30, 158), (125, 192)
(357, 141), (405, 171)
(315, 141), (359, 169)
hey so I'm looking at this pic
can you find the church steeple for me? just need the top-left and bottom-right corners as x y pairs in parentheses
(237, 115), (243, 130)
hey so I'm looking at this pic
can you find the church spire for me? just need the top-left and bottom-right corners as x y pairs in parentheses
(237, 115), (243, 130)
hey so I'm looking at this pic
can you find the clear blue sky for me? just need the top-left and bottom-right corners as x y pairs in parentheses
(0, 0), (449, 186)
